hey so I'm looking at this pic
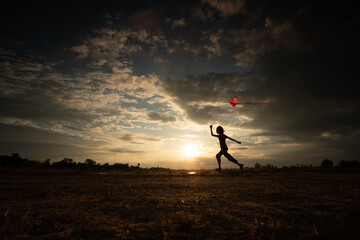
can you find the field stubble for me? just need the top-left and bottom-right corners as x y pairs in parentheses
(0, 169), (359, 239)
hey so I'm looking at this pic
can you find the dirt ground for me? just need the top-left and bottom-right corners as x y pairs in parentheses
(0, 169), (359, 239)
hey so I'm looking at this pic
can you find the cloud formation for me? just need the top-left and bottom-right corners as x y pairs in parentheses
(0, 22), (178, 161)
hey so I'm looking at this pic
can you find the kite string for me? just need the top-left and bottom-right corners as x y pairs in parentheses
(229, 97), (273, 107)
(237, 102), (265, 105)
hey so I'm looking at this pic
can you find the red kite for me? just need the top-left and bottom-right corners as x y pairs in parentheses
(229, 96), (272, 107)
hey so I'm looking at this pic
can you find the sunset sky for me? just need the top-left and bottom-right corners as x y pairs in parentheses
(0, 0), (359, 169)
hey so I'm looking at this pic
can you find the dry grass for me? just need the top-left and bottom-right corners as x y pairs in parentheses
(0, 168), (359, 239)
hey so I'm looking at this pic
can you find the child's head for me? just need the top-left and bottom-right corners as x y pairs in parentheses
(216, 126), (224, 134)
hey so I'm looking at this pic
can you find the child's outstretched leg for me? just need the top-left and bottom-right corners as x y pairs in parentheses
(224, 152), (244, 170)
(216, 151), (222, 171)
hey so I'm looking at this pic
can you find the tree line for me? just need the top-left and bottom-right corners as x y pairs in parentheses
(1, 153), (359, 171)
(253, 159), (360, 169)
(0, 153), (141, 171)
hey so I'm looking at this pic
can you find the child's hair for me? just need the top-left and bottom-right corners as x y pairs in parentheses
(216, 126), (224, 134)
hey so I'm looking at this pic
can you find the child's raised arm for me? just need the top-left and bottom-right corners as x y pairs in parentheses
(210, 125), (217, 137)
(227, 136), (241, 144)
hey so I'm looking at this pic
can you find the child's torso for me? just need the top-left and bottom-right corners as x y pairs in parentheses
(218, 134), (228, 150)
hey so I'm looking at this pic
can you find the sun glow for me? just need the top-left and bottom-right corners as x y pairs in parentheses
(183, 143), (201, 159)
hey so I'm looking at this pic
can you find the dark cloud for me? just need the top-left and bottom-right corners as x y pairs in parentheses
(0, 123), (104, 160)
(118, 133), (134, 142)
(163, 72), (253, 102)
(182, 104), (231, 125)
(249, 132), (282, 137)
(234, 147), (248, 150)
(117, 133), (143, 144)
(0, 89), (95, 124)
(203, 0), (247, 17)
(109, 148), (144, 154)
(148, 111), (176, 123)
(162, 72), (265, 125)
(164, 0), (360, 142)
(240, 1), (360, 140)
(143, 137), (164, 142)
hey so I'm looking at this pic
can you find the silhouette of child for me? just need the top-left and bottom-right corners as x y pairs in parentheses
(210, 125), (244, 172)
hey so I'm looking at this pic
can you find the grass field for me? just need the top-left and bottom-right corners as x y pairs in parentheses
(0, 169), (359, 239)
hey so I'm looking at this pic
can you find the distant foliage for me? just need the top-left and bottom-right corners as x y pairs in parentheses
(338, 160), (360, 168)
(0, 153), (140, 171)
(265, 164), (277, 169)
(0, 153), (28, 167)
(321, 159), (334, 168)
(254, 162), (277, 169)
(2, 153), (360, 172)
(52, 158), (76, 169)
(0, 153), (48, 168)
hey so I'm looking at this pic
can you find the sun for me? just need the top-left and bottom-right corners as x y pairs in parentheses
(183, 143), (201, 159)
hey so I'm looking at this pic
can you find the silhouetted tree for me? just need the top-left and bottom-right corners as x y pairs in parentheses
(52, 158), (75, 168)
(85, 159), (96, 165)
(255, 162), (261, 168)
(61, 158), (74, 164)
(98, 163), (108, 172)
(321, 159), (333, 168)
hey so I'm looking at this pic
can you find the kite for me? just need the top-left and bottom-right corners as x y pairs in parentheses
(229, 96), (272, 107)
